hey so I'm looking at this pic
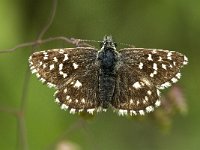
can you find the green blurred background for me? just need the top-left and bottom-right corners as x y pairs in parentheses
(0, 0), (199, 150)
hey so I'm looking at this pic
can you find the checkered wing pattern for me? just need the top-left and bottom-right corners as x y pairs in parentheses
(29, 47), (101, 114)
(112, 48), (188, 116)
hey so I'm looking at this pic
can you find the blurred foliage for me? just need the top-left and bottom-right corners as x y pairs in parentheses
(0, 0), (199, 150)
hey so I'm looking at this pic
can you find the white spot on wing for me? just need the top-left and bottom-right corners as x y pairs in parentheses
(118, 109), (128, 116)
(63, 54), (69, 61)
(133, 82), (141, 89)
(143, 100), (147, 104)
(70, 108), (76, 114)
(147, 54), (153, 61)
(158, 56), (162, 61)
(138, 62), (143, 69)
(61, 104), (68, 110)
(73, 80), (82, 88)
(40, 78), (46, 83)
(31, 69), (37, 74)
(55, 98), (60, 103)
(171, 77), (178, 83)
(73, 63), (78, 69)
(162, 64), (167, 70)
(141, 78), (151, 86)
(79, 109), (84, 112)
(147, 90), (152, 95)
(59, 71), (67, 78)
(167, 52), (172, 60)
(43, 52), (49, 60)
(53, 57), (58, 62)
(183, 55), (188, 65)
(43, 64), (47, 69)
(153, 63), (158, 70)
(68, 99), (72, 103)
(39, 61), (43, 66)
(29, 55), (32, 61)
(146, 106), (154, 113)
(30, 66), (35, 70)
(176, 73), (181, 79)
(150, 73), (154, 77)
(152, 49), (157, 53)
(81, 98), (85, 103)
(87, 108), (95, 114)
(139, 110), (145, 115)
(160, 82), (171, 89)
(173, 61), (176, 66)
(64, 88), (67, 93)
(157, 89), (161, 96)
(49, 64), (54, 70)
(63, 73), (67, 78)
(47, 82), (55, 88)
(36, 73), (40, 78)
(155, 100), (161, 107)
(59, 49), (64, 54)
(130, 110), (137, 116)
(145, 96), (148, 101)
(44, 56), (48, 60)
(59, 63), (63, 71)
(153, 70), (157, 75)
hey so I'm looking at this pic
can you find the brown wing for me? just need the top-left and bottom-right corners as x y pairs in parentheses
(29, 47), (102, 114)
(111, 48), (188, 116)
(54, 63), (101, 114)
(118, 48), (188, 89)
(29, 47), (98, 88)
(112, 64), (161, 116)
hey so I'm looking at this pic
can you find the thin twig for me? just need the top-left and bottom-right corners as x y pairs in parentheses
(0, 36), (92, 54)
(17, 0), (58, 150)
(0, 37), (69, 54)
(17, 114), (28, 150)
(37, 0), (57, 40)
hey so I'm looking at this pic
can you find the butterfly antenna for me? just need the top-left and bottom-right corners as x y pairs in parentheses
(70, 38), (102, 47)
(78, 39), (102, 43)
(118, 42), (136, 48)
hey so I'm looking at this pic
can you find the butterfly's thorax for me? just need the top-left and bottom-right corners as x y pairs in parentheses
(97, 46), (118, 108)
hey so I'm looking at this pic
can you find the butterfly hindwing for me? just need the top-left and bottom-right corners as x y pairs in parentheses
(112, 64), (161, 116)
(54, 63), (101, 114)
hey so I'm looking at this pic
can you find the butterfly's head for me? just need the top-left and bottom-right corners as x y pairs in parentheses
(101, 35), (117, 50)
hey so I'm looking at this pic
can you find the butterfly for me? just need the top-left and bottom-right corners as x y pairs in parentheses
(29, 36), (188, 116)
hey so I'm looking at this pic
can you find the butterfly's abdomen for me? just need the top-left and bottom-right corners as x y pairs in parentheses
(99, 75), (116, 108)
(98, 48), (118, 108)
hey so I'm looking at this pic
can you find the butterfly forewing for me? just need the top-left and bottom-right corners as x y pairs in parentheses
(119, 48), (188, 89)
(29, 47), (98, 88)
